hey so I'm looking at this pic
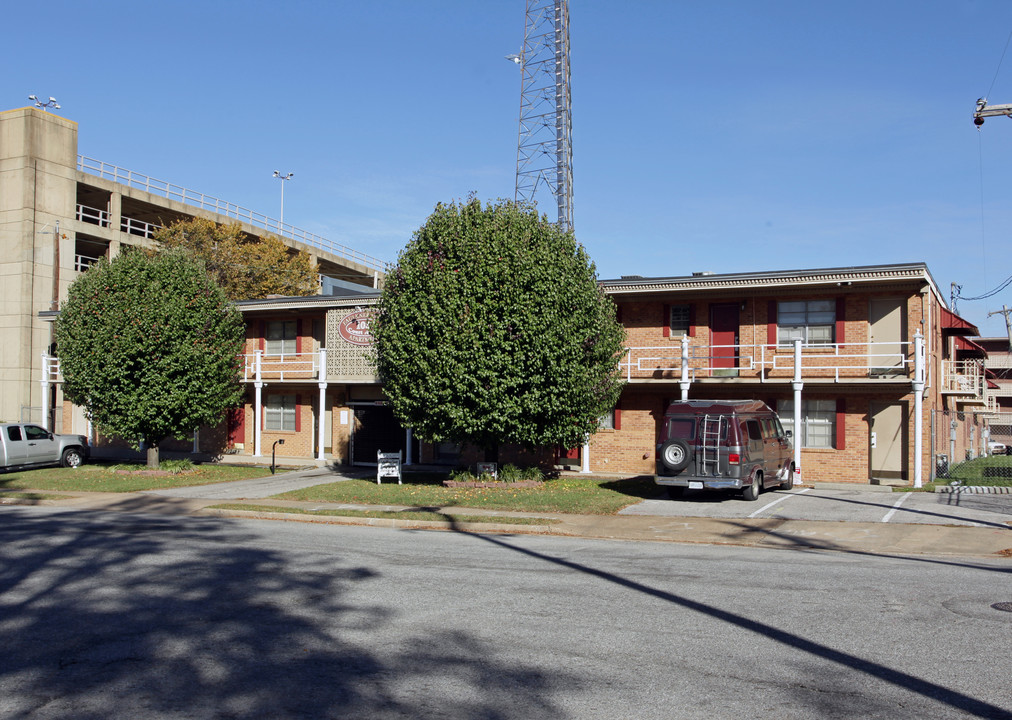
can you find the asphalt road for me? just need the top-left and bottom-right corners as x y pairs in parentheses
(1, 506), (1009, 719)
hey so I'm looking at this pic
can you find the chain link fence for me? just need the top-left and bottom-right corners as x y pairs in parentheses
(931, 410), (1012, 482)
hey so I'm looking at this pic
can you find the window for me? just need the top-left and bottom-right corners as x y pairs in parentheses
(780, 399), (835, 448)
(265, 321), (297, 355)
(598, 408), (615, 430)
(6, 426), (22, 442)
(266, 394), (297, 431)
(778, 300), (835, 346)
(669, 304), (691, 337)
(24, 425), (50, 441)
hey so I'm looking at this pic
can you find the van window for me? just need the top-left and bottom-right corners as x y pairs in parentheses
(667, 418), (695, 440)
(7, 426), (22, 442)
(745, 420), (764, 452)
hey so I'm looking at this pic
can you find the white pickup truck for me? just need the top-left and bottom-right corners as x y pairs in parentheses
(0, 423), (90, 471)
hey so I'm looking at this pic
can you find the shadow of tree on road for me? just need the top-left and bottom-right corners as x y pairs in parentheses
(0, 509), (576, 719)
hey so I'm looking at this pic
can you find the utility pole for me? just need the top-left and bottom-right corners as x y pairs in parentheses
(509, 0), (573, 233)
(988, 305), (1012, 350)
(973, 98), (1012, 126)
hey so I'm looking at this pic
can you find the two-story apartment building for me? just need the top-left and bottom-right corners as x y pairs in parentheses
(53, 261), (984, 486)
(592, 263), (983, 484)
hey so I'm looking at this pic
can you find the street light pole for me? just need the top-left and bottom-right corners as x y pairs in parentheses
(272, 171), (293, 229)
(28, 95), (61, 112)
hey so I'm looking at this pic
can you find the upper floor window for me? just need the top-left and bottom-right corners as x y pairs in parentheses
(778, 300), (835, 346)
(265, 321), (297, 356)
(669, 304), (691, 337)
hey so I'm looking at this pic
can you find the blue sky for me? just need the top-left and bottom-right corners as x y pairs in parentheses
(6, 1), (1012, 335)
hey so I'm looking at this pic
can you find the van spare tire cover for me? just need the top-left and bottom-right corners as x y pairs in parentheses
(661, 439), (692, 472)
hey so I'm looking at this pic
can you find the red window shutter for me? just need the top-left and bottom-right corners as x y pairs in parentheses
(767, 301), (778, 347)
(295, 394), (302, 432)
(688, 303), (696, 337)
(615, 304), (623, 324)
(835, 297), (845, 345)
(614, 407), (622, 431)
(259, 320), (265, 352)
(836, 398), (846, 450)
(296, 319), (302, 354)
(662, 304), (670, 338)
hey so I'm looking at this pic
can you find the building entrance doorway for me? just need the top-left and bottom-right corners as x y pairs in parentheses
(350, 403), (418, 465)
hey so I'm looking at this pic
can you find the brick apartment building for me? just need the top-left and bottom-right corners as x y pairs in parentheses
(55, 261), (987, 486)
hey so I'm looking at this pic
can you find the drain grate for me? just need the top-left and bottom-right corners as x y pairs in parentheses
(991, 602), (1012, 613)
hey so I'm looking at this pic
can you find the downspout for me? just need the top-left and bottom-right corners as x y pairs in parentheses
(792, 339), (803, 486)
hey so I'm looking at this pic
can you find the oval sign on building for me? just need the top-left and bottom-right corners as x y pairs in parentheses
(338, 310), (376, 346)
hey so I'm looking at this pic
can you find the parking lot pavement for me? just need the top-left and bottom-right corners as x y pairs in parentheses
(619, 484), (1012, 529)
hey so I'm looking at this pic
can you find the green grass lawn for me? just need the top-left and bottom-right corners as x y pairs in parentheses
(206, 503), (560, 525)
(0, 461), (279, 493)
(274, 472), (660, 515)
(943, 455), (1012, 486)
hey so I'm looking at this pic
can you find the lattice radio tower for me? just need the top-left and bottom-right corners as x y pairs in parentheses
(510, 0), (573, 233)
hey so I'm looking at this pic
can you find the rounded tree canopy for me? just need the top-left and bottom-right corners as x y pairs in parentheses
(54, 249), (246, 449)
(373, 197), (626, 452)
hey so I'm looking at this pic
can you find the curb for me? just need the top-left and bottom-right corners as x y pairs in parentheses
(937, 486), (1011, 494)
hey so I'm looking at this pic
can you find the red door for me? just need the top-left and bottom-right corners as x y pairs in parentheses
(227, 407), (245, 449)
(710, 304), (739, 375)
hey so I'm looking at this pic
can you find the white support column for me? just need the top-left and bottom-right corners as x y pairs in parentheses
(405, 427), (413, 465)
(679, 335), (691, 401)
(40, 355), (51, 432)
(318, 381), (328, 462)
(581, 438), (591, 473)
(913, 331), (925, 488)
(192, 429), (199, 454)
(317, 348), (327, 462)
(792, 338), (804, 485)
(253, 350), (263, 457)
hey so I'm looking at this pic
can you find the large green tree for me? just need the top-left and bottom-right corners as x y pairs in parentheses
(373, 197), (626, 461)
(55, 249), (246, 467)
(153, 218), (319, 300)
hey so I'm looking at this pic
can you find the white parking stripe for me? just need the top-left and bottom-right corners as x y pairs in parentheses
(881, 492), (911, 522)
(748, 487), (810, 518)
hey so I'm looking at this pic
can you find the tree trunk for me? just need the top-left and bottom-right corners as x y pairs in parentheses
(146, 445), (160, 469)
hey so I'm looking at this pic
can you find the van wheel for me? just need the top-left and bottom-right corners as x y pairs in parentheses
(742, 473), (761, 501)
(61, 448), (84, 469)
(660, 439), (691, 473)
(666, 486), (686, 499)
(780, 466), (794, 491)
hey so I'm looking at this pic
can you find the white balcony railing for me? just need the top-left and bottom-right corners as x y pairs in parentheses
(76, 203), (110, 227)
(620, 341), (913, 383)
(242, 351), (323, 382)
(942, 359), (985, 401)
(78, 155), (387, 273)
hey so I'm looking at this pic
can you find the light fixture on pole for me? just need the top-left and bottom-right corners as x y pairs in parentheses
(272, 171), (294, 229)
(28, 95), (61, 112)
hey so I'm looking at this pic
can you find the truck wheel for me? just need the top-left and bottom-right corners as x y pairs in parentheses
(61, 448), (84, 468)
(660, 439), (691, 473)
(742, 472), (761, 501)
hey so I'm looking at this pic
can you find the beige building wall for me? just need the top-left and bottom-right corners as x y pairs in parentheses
(0, 108), (78, 423)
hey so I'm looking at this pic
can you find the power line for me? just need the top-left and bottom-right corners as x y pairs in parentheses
(956, 273), (1012, 302)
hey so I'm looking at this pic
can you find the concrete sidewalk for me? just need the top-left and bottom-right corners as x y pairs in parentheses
(6, 486), (1011, 560)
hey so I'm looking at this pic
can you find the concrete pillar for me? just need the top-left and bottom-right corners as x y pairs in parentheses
(913, 331), (925, 488)
(792, 339), (803, 485)
(679, 334), (691, 401)
(253, 350), (263, 457)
